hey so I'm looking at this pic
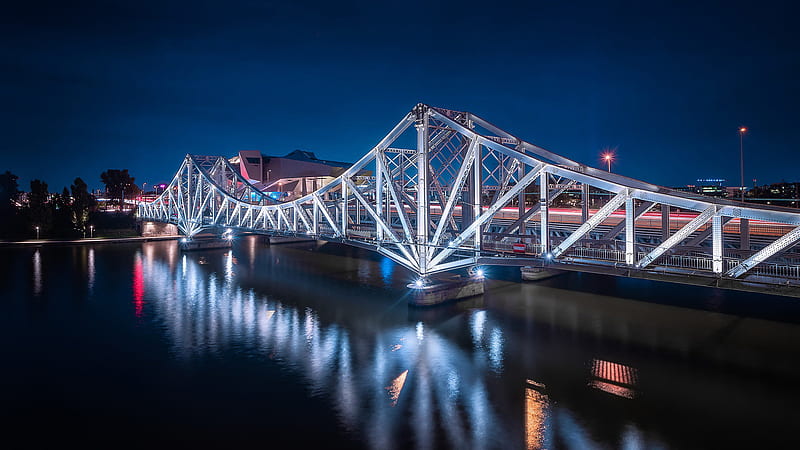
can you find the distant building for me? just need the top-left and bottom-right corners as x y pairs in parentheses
(748, 181), (800, 207)
(672, 178), (728, 198)
(229, 150), (367, 201)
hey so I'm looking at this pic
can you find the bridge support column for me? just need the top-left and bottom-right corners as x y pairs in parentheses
(312, 201), (319, 236)
(661, 205), (670, 241)
(518, 159), (526, 235)
(540, 171), (549, 253)
(713, 214), (723, 273)
(416, 107), (430, 273)
(625, 195), (635, 265)
(740, 218), (750, 251)
(581, 183), (589, 223)
(473, 142), (482, 250)
(376, 150), (384, 241)
(341, 181), (348, 238)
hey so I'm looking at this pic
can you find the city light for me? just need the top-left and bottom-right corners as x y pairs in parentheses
(414, 278), (424, 288)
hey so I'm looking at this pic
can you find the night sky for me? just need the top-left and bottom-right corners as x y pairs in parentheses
(2, 0), (798, 191)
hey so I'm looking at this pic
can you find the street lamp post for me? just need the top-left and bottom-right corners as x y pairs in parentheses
(35, 226), (39, 240)
(90, 225), (94, 238)
(602, 153), (614, 172)
(739, 127), (747, 202)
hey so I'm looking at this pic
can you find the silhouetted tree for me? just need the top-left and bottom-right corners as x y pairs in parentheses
(0, 170), (19, 205)
(0, 171), (21, 237)
(52, 187), (74, 237)
(100, 169), (139, 210)
(70, 177), (95, 232)
(28, 179), (52, 236)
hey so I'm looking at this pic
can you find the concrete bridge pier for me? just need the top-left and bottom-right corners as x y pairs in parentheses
(178, 237), (233, 251)
(521, 266), (565, 281)
(408, 274), (485, 307)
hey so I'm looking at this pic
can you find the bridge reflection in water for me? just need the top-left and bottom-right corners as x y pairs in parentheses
(127, 237), (800, 448)
(140, 241), (521, 449)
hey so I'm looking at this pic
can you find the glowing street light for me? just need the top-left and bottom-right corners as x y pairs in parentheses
(90, 225), (94, 238)
(35, 226), (39, 240)
(739, 126), (747, 202)
(602, 152), (614, 172)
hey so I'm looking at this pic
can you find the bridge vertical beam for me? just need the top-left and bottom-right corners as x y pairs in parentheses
(540, 170), (549, 253)
(661, 205), (670, 241)
(518, 148), (525, 235)
(713, 213), (723, 273)
(473, 140), (482, 250)
(376, 150), (384, 241)
(461, 115), (473, 232)
(581, 183), (589, 223)
(185, 157), (192, 235)
(416, 106), (430, 273)
(740, 218), (750, 250)
(625, 194), (635, 265)
(341, 181), (348, 238)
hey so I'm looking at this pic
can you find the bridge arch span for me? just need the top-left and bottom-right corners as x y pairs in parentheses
(139, 104), (800, 294)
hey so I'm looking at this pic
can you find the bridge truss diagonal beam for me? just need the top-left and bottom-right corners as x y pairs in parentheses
(727, 225), (800, 278)
(638, 206), (716, 268)
(552, 190), (628, 258)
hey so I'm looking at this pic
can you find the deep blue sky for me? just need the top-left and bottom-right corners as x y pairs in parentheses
(2, 0), (798, 191)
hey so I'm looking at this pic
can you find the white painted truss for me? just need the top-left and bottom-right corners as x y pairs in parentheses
(139, 104), (800, 285)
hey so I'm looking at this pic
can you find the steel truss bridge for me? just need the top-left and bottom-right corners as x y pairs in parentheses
(138, 104), (800, 295)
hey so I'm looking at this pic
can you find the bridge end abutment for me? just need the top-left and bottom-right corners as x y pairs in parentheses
(139, 221), (179, 238)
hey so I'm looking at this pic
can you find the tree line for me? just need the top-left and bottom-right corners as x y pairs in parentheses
(0, 169), (142, 239)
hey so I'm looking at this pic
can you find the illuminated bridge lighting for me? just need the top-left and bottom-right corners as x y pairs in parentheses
(138, 104), (800, 295)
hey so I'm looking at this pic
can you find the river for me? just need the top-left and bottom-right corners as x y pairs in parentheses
(2, 236), (799, 448)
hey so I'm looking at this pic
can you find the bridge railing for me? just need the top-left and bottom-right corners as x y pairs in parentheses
(568, 247), (626, 263)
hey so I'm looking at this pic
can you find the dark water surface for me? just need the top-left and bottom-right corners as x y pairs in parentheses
(2, 236), (800, 448)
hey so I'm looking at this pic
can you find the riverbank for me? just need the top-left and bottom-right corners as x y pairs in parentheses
(0, 235), (180, 247)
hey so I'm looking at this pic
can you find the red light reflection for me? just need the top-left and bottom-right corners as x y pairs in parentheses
(133, 256), (145, 318)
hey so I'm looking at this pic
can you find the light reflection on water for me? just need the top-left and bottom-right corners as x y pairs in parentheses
(32, 249), (41, 296)
(131, 237), (800, 448)
(7, 238), (800, 447)
(140, 243), (510, 448)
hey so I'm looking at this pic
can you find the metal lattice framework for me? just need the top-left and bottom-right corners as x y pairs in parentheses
(139, 104), (800, 288)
